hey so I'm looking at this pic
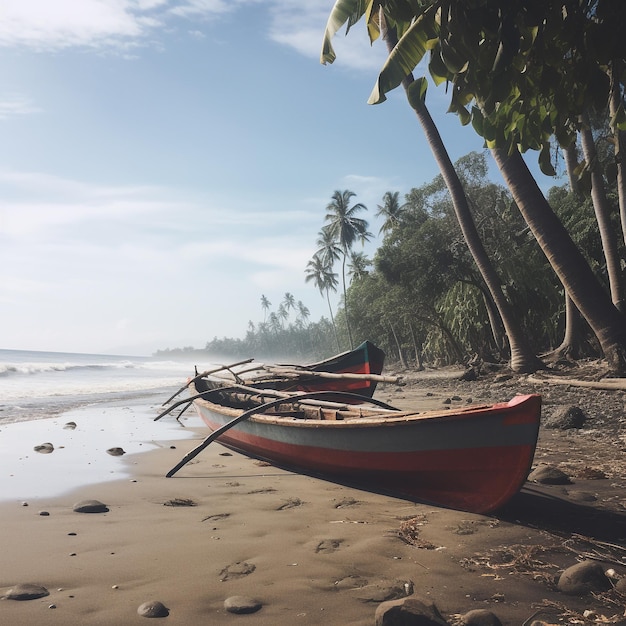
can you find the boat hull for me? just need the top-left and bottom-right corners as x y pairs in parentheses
(191, 392), (541, 514)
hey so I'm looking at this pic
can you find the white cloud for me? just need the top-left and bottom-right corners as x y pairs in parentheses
(0, 94), (42, 120)
(0, 0), (386, 73)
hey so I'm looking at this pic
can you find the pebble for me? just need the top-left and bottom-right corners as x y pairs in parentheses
(73, 499), (109, 513)
(39, 511), (50, 516)
(558, 560), (612, 595)
(528, 464), (572, 485)
(460, 609), (503, 626)
(137, 600), (169, 618)
(106, 447), (125, 456)
(34, 442), (54, 454)
(375, 596), (448, 626)
(223, 595), (263, 614)
(3, 583), (50, 601)
(63, 421), (77, 430)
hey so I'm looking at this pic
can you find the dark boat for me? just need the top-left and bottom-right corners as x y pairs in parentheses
(204, 341), (389, 399)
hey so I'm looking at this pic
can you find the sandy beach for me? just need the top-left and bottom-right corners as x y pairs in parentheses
(1, 371), (626, 625)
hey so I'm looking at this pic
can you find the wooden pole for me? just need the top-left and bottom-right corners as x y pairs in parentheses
(161, 358), (255, 406)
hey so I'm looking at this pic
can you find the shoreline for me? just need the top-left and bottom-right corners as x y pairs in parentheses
(1, 376), (625, 624)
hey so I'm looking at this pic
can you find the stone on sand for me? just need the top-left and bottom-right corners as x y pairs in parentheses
(63, 421), (77, 430)
(34, 442), (54, 454)
(557, 560), (612, 595)
(73, 499), (109, 513)
(355, 579), (414, 602)
(528, 464), (572, 484)
(460, 609), (503, 626)
(137, 600), (169, 617)
(106, 447), (126, 456)
(3, 583), (49, 601)
(544, 405), (586, 430)
(223, 595), (262, 614)
(375, 596), (448, 625)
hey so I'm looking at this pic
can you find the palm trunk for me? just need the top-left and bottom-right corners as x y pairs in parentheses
(326, 290), (341, 352)
(406, 97), (541, 372)
(492, 147), (626, 373)
(580, 118), (625, 313)
(610, 63), (626, 251)
(341, 253), (354, 349)
(383, 28), (541, 373)
(389, 321), (407, 368)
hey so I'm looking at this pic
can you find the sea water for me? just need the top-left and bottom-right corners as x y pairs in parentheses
(0, 348), (198, 424)
(0, 349), (213, 501)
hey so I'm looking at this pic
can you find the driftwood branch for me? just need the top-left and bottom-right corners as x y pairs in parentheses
(161, 358), (255, 406)
(527, 374), (626, 391)
(262, 367), (402, 385)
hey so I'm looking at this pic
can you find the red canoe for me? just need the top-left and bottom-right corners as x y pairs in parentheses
(187, 383), (541, 514)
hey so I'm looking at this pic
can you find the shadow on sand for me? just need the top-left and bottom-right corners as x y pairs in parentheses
(497, 484), (626, 543)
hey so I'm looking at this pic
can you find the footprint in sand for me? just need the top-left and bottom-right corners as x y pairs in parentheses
(315, 539), (343, 553)
(202, 513), (231, 522)
(276, 497), (303, 510)
(219, 561), (256, 581)
(333, 497), (360, 508)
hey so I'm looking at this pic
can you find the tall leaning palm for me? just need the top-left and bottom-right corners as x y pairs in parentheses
(322, 7), (542, 373)
(324, 190), (372, 348)
(305, 253), (341, 351)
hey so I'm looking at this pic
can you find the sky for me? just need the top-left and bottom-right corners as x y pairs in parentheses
(0, 0), (556, 356)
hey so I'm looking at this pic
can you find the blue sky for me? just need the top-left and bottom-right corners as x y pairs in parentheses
(0, 1), (555, 356)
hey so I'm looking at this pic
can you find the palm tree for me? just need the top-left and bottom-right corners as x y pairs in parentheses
(296, 300), (310, 326)
(277, 303), (288, 328)
(260, 294), (271, 323)
(324, 190), (372, 348)
(282, 292), (296, 320)
(348, 251), (371, 281)
(315, 227), (342, 268)
(305, 253), (341, 351)
(376, 191), (405, 234)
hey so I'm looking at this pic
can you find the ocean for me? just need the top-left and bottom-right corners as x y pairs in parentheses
(0, 348), (199, 424)
(0, 349), (211, 501)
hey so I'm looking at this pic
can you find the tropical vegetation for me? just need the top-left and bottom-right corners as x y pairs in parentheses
(157, 1), (626, 373)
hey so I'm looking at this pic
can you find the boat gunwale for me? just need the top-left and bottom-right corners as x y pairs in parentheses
(190, 385), (540, 430)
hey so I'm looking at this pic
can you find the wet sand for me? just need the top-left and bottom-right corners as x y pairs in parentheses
(1, 375), (625, 624)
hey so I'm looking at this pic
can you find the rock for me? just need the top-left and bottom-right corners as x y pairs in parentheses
(460, 609), (503, 626)
(4, 583), (50, 600)
(375, 597), (449, 626)
(558, 560), (612, 595)
(223, 595), (263, 614)
(544, 405), (587, 430)
(137, 600), (169, 618)
(34, 442), (54, 454)
(615, 577), (626, 594)
(73, 500), (109, 513)
(528, 464), (572, 485)
(355, 579), (414, 603)
(106, 447), (125, 456)
(39, 511), (50, 516)
(63, 421), (77, 430)
(460, 368), (478, 381)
